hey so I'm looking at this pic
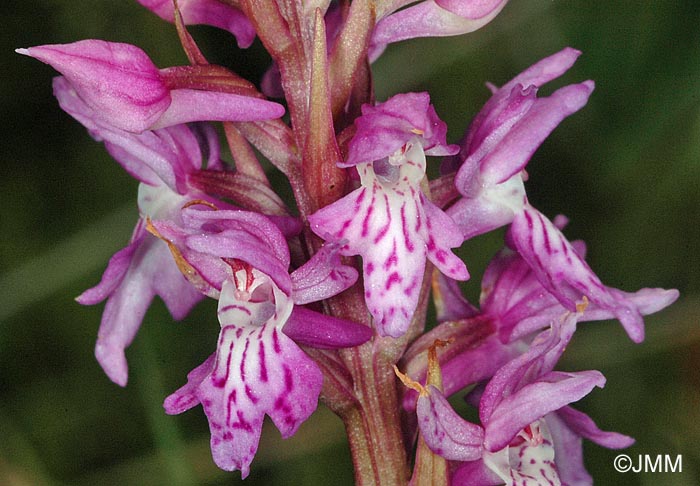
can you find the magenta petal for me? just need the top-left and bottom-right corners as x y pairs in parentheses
(76, 237), (139, 305)
(52, 77), (158, 186)
(180, 207), (292, 293)
(585, 287), (679, 325)
(152, 89), (285, 129)
(545, 412), (593, 486)
(546, 407), (634, 485)
(186, 231), (291, 295)
(310, 143), (466, 337)
(432, 272), (479, 322)
(479, 314), (577, 423)
(164, 354), (216, 415)
(417, 386), (485, 461)
(370, 1), (507, 60)
(20, 40), (284, 133)
(18, 40), (170, 132)
(310, 183), (427, 337)
(466, 48), (582, 146)
(181, 208), (290, 267)
(167, 325), (322, 477)
(212, 325), (321, 476)
(91, 237), (201, 386)
(483, 370), (606, 452)
(310, 93), (464, 335)
(423, 197), (469, 280)
(446, 194), (518, 241)
(165, 278), (322, 477)
(480, 240), (678, 343)
(137, 0), (256, 48)
(94, 284), (154, 387)
(53, 76), (202, 192)
(290, 243), (358, 304)
(344, 92), (457, 167)
(451, 458), (504, 486)
(499, 47), (582, 99)
(556, 406), (634, 449)
(436, 0), (507, 18)
(458, 85), (538, 189)
(479, 81), (595, 186)
(479, 247), (565, 341)
(283, 307), (372, 349)
(509, 207), (652, 342)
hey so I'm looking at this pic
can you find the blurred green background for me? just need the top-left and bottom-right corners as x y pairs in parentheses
(2, 0), (699, 484)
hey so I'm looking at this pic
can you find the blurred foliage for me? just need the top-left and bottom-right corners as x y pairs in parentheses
(2, 0), (699, 485)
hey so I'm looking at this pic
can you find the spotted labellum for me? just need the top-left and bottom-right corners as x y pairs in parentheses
(309, 93), (469, 337)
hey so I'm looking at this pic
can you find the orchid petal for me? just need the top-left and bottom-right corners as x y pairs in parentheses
(137, 0), (256, 49)
(370, 1), (507, 61)
(76, 233), (140, 305)
(483, 419), (562, 486)
(290, 243), (358, 304)
(181, 207), (290, 267)
(53, 76), (208, 192)
(283, 307), (372, 349)
(164, 279), (322, 477)
(416, 386), (484, 461)
(446, 189), (521, 241)
(464, 48), (581, 153)
(479, 315), (577, 424)
(344, 92), (458, 167)
(479, 81), (595, 186)
(20, 40), (284, 133)
(509, 206), (655, 342)
(483, 370), (605, 452)
(152, 88), (285, 129)
(310, 142), (466, 337)
(89, 235), (202, 386)
(19, 41), (170, 132)
(423, 196), (471, 280)
(480, 239), (678, 342)
(480, 247), (565, 341)
(556, 406), (635, 449)
(545, 412), (593, 486)
(499, 47), (582, 100)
